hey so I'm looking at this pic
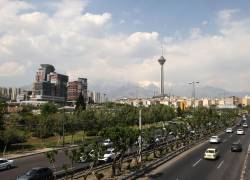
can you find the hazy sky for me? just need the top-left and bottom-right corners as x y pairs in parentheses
(0, 0), (250, 92)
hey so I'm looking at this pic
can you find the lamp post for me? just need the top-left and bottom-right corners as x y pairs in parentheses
(138, 109), (142, 164)
(188, 81), (199, 108)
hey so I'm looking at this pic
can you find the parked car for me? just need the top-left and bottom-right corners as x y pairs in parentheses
(102, 139), (113, 147)
(17, 167), (54, 180)
(237, 129), (244, 135)
(79, 150), (95, 163)
(98, 148), (116, 163)
(231, 142), (242, 152)
(226, 128), (233, 133)
(204, 148), (219, 160)
(155, 135), (166, 144)
(209, 136), (221, 144)
(0, 158), (14, 170)
(243, 123), (248, 128)
(236, 122), (241, 126)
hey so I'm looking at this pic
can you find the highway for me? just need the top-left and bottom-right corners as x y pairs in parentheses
(1, 117), (249, 180)
(144, 116), (250, 180)
(0, 148), (89, 180)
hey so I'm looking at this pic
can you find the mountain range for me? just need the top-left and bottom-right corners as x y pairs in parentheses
(20, 82), (250, 100)
(88, 81), (250, 100)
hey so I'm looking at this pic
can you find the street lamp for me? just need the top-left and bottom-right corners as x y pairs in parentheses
(188, 81), (199, 108)
(138, 109), (142, 164)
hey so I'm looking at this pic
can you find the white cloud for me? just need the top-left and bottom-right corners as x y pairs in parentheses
(119, 19), (125, 24)
(190, 28), (202, 39)
(217, 9), (239, 22)
(0, 1), (249, 93)
(202, 20), (208, 25)
(0, 62), (25, 76)
(53, 0), (88, 18)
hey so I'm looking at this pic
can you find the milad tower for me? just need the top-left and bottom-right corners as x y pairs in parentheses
(158, 55), (166, 97)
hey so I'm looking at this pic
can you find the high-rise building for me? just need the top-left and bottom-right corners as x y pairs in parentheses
(48, 72), (68, 98)
(35, 64), (55, 82)
(67, 78), (88, 102)
(32, 64), (68, 102)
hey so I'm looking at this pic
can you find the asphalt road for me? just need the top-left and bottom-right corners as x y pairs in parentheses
(0, 148), (89, 180)
(144, 117), (250, 180)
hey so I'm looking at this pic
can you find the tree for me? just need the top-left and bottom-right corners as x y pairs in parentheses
(143, 126), (158, 158)
(64, 148), (81, 180)
(2, 128), (27, 156)
(75, 92), (86, 111)
(101, 126), (139, 177)
(80, 141), (105, 180)
(45, 150), (58, 179)
(0, 100), (6, 131)
(39, 103), (58, 138)
(41, 103), (57, 116)
(65, 114), (78, 144)
(176, 106), (183, 117)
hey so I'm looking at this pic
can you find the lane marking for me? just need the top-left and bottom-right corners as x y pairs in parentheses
(217, 160), (224, 169)
(192, 158), (202, 167)
(240, 143), (250, 180)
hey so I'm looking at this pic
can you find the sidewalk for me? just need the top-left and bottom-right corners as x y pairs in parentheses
(1, 145), (77, 160)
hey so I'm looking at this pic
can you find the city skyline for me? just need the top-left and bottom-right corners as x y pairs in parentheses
(0, 0), (250, 93)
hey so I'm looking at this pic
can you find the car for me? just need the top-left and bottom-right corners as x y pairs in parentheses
(236, 122), (241, 126)
(243, 123), (248, 128)
(79, 150), (95, 163)
(204, 148), (219, 160)
(231, 142), (242, 152)
(226, 128), (233, 133)
(102, 139), (113, 147)
(98, 148), (116, 163)
(17, 167), (54, 180)
(190, 130), (196, 134)
(0, 158), (14, 170)
(237, 129), (244, 135)
(155, 135), (165, 144)
(209, 136), (221, 144)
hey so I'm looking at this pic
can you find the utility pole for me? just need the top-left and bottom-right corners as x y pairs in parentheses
(138, 109), (142, 164)
(62, 101), (66, 147)
(188, 81), (199, 108)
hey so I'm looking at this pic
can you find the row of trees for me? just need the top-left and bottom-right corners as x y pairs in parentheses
(44, 106), (238, 179)
(0, 98), (238, 155)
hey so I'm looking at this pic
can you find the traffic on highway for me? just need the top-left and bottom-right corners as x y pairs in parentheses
(145, 114), (250, 180)
(0, 114), (248, 180)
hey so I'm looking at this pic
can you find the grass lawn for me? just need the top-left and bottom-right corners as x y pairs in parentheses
(2, 131), (98, 154)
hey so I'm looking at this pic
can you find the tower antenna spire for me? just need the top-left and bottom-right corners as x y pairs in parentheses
(161, 41), (164, 56)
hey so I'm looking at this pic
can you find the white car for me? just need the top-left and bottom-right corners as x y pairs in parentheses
(98, 148), (116, 163)
(209, 136), (221, 144)
(0, 158), (14, 170)
(237, 129), (244, 135)
(226, 128), (233, 133)
(204, 148), (219, 160)
(102, 139), (113, 147)
(243, 123), (248, 128)
(79, 150), (95, 162)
